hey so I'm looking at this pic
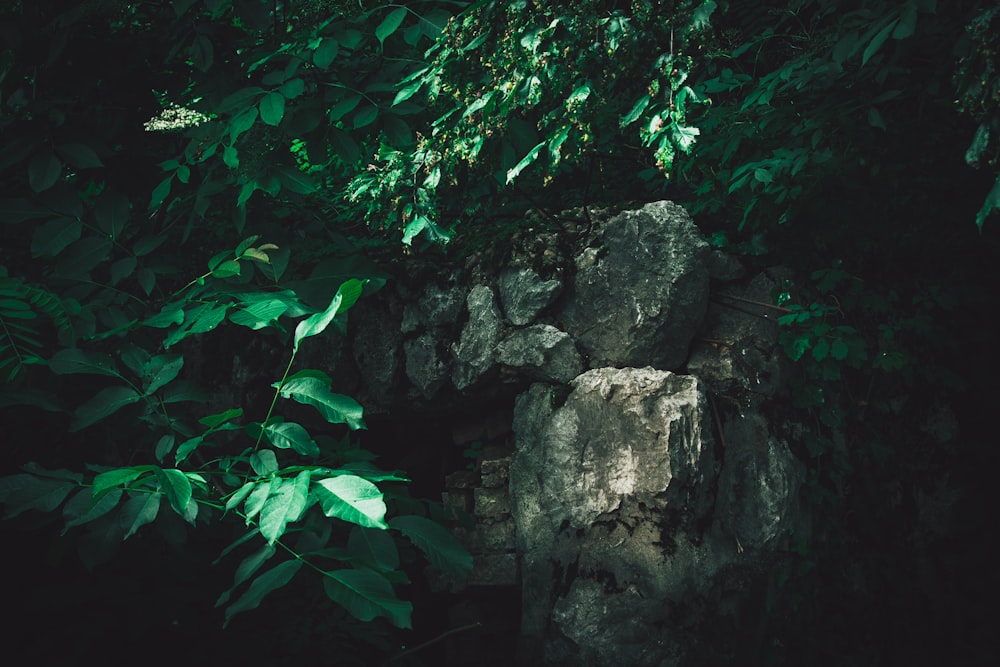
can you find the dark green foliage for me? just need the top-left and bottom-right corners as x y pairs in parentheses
(1, 0), (995, 662)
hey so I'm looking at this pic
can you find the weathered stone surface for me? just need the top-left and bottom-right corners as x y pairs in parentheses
(510, 367), (716, 663)
(714, 411), (804, 551)
(452, 285), (501, 390)
(558, 200), (710, 370)
(403, 333), (448, 399)
(401, 282), (464, 333)
(498, 267), (562, 325)
(497, 324), (582, 384)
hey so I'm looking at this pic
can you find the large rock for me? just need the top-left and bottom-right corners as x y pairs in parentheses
(451, 285), (501, 391)
(498, 267), (562, 325)
(558, 201), (710, 370)
(497, 324), (582, 384)
(510, 367), (717, 665)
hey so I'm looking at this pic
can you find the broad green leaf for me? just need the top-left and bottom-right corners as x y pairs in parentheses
(30, 217), (82, 258)
(259, 471), (311, 544)
(225, 481), (256, 513)
(95, 193), (130, 239)
(505, 141), (545, 184)
(92, 465), (154, 499)
(229, 298), (293, 330)
(144, 303), (185, 328)
(323, 568), (412, 627)
(276, 375), (365, 429)
(229, 106), (258, 142)
(120, 492), (161, 539)
(144, 353), (184, 394)
(264, 420), (320, 456)
(273, 165), (316, 194)
(62, 487), (122, 531)
(49, 348), (121, 378)
(155, 467), (192, 514)
(893, 3), (917, 39)
(149, 175), (172, 210)
(28, 152), (62, 192)
(280, 78), (305, 99)
(216, 543), (276, 606)
(348, 525), (400, 572)
(754, 168), (773, 184)
(392, 77), (425, 106)
(329, 94), (362, 121)
(625, 92), (652, 127)
(401, 215), (429, 246)
(199, 407), (243, 429)
(260, 92), (286, 126)
(0, 473), (76, 518)
(110, 256), (137, 285)
(315, 475), (387, 529)
(56, 143), (103, 168)
(70, 385), (142, 431)
(163, 303), (230, 348)
(375, 7), (407, 46)
(862, 19), (899, 66)
(154, 434), (175, 462)
(175, 436), (203, 465)
(391, 514), (473, 577)
(352, 104), (378, 129)
(462, 91), (495, 118)
(223, 145), (239, 169)
(219, 86), (264, 113)
(250, 449), (279, 476)
(292, 280), (359, 352)
(223, 558), (302, 628)
(830, 339), (850, 361)
(244, 479), (277, 524)
(313, 37), (339, 68)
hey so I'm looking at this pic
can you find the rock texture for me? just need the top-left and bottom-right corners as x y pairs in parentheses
(557, 200), (710, 369)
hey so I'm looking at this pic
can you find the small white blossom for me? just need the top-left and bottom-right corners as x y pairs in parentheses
(143, 105), (211, 132)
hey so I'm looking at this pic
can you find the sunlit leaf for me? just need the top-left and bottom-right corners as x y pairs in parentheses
(315, 475), (387, 529)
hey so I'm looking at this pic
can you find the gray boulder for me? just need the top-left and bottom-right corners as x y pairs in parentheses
(451, 285), (501, 391)
(497, 324), (582, 384)
(558, 201), (710, 370)
(498, 267), (562, 326)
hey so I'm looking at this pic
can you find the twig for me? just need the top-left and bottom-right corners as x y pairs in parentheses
(713, 293), (794, 313)
(380, 622), (484, 666)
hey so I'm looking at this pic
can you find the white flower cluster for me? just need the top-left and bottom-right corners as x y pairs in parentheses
(143, 105), (211, 132)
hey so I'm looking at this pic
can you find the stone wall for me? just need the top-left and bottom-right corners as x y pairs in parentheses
(302, 200), (808, 666)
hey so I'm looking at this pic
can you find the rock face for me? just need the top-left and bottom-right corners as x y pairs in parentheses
(510, 367), (805, 666)
(558, 200), (710, 369)
(511, 368), (715, 665)
(317, 200), (807, 665)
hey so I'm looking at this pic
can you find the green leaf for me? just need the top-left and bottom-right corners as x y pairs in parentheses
(621, 94), (650, 127)
(315, 475), (387, 529)
(273, 165), (317, 194)
(375, 7), (407, 47)
(120, 492), (161, 539)
(292, 279), (363, 352)
(259, 471), (312, 545)
(313, 37), (339, 68)
(280, 78), (305, 99)
(243, 479), (276, 523)
(505, 141), (545, 184)
(862, 19), (899, 66)
(229, 106), (259, 142)
(56, 143), (103, 168)
(250, 449), (279, 476)
(70, 385), (142, 431)
(144, 353), (184, 394)
(263, 421), (320, 457)
(0, 473), (76, 519)
(199, 407), (243, 429)
(216, 543), (275, 606)
(95, 193), (130, 239)
(92, 466), (154, 500)
(49, 348), (121, 378)
(348, 525), (400, 572)
(224, 558), (302, 628)
(393, 77), (425, 106)
(352, 104), (378, 129)
(28, 152), (62, 192)
(30, 217), (82, 258)
(149, 175), (172, 210)
(63, 487), (122, 531)
(830, 339), (849, 361)
(155, 467), (193, 515)
(163, 303), (230, 348)
(391, 514), (473, 577)
(260, 92), (286, 126)
(324, 568), (412, 628)
(277, 374), (366, 429)
(223, 145), (239, 169)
